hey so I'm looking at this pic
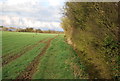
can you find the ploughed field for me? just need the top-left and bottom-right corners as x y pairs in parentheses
(2, 32), (87, 79)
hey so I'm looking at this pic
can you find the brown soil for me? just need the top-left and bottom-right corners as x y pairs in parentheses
(15, 35), (58, 79)
(2, 38), (51, 66)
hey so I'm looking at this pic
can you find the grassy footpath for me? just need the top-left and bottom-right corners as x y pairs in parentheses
(32, 35), (88, 79)
(2, 32), (88, 79)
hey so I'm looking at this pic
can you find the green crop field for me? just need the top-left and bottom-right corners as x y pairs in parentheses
(2, 31), (87, 79)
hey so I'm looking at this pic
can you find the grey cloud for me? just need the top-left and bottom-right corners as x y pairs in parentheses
(0, 0), (64, 31)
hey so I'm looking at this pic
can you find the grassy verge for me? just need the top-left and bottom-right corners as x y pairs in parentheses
(32, 35), (88, 79)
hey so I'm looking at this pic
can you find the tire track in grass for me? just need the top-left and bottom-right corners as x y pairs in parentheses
(2, 37), (51, 66)
(16, 35), (58, 79)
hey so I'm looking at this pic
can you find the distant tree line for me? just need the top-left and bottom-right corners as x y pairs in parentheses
(1, 26), (63, 34)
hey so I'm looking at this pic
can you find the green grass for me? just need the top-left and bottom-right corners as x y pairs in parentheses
(2, 31), (56, 56)
(0, 31), (2, 81)
(2, 32), (87, 79)
(2, 31), (57, 79)
(32, 35), (87, 79)
(3, 43), (45, 79)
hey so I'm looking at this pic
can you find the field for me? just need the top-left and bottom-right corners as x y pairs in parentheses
(2, 31), (87, 79)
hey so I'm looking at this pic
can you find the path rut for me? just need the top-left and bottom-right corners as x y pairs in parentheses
(15, 35), (58, 79)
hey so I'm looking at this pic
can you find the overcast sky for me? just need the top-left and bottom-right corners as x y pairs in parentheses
(0, 0), (67, 31)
